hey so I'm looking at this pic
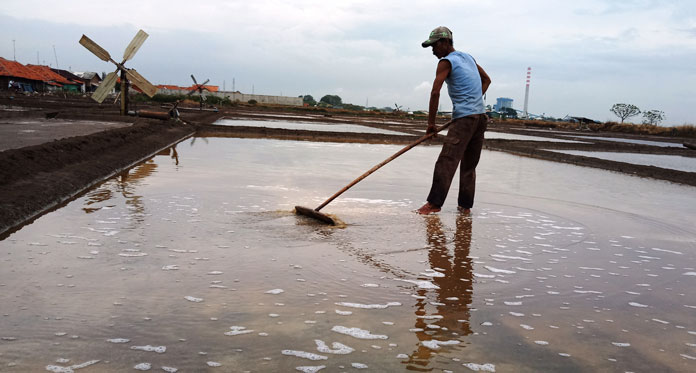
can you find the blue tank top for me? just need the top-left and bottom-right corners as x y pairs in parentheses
(442, 51), (485, 119)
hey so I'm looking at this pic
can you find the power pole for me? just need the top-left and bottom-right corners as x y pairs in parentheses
(233, 78), (235, 92)
(223, 80), (226, 91)
(12, 39), (16, 61)
(53, 45), (59, 69)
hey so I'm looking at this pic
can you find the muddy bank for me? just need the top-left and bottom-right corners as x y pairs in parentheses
(0, 120), (194, 237)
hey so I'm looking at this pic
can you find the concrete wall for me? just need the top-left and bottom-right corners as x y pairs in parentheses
(158, 89), (303, 106)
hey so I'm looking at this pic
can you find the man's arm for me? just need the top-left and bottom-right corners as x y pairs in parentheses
(477, 64), (491, 95)
(427, 59), (451, 133)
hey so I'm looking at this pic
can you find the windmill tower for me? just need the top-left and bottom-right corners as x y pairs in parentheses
(523, 67), (531, 119)
(79, 30), (157, 115)
(188, 74), (210, 110)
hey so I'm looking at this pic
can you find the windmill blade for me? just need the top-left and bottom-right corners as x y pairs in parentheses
(190, 74), (198, 85)
(91, 71), (118, 103)
(122, 30), (149, 62)
(79, 35), (112, 62)
(126, 69), (158, 97)
(201, 79), (210, 86)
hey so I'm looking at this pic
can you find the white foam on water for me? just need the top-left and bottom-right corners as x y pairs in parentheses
(207, 271), (223, 275)
(281, 350), (328, 361)
(396, 354), (409, 359)
(361, 283), (379, 287)
(351, 363), (368, 369)
(480, 322), (493, 326)
(398, 279), (439, 289)
(421, 339), (460, 350)
(628, 302), (648, 308)
(520, 324), (534, 330)
(334, 302), (401, 309)
(335, 310), (352, 316)
(162, 367), (178, 372)
(55, 359), (70, 364)
(681, 354), (696, 360)
(184, 296), (203, 303)
(266, 289), (285, 294)
(559, 353), (571, 357)
(491, 254), (531, 261)
(504, 301), (522, 306)
(314, 339), (354, 354)
(107, 338), (130, 343)
(225, 326), (254, 336)
(474, 273), (495, 279)
(421, 269), (446, 278)
(485, 266), (516, 274)
(119, 252), (147, 257)
(652, 248), (683, 255)
(463, 362), (496, 372)
(130, 345), (166, 353)
(612, 342), (631, 347)
(509, 312), (525, 317)
(134, 362), (151, 370)
(652, 319), (669, 324)
(206, 361), (221, 367)
(295, 366), (325, 373)
(534, 340), (549, 345)
(331, 326), (388, 340)
(683, 272), (696, 276)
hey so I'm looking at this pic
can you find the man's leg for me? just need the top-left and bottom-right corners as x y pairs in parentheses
(422, 117), (478, 210)
(457, 115), (487, 210)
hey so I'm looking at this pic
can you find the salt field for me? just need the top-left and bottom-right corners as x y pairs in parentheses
(1, 135), (695, 372)
(215, 118), (407, 135)
(549, 150), (696, 173)
(485, 131), (588, 143)
(561, 136), (684, 148)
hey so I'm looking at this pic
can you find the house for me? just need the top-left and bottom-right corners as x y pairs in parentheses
(51, 68), (86, 93)
(25, 64), (77, 92)
(73, 72), (102, 92)
(0, 57), (43, 92)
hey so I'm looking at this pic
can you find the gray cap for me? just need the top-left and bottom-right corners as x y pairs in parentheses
(422, 26), (453, 48)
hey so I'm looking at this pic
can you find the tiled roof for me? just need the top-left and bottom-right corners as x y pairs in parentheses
(0, 57), (43, 81)
(156, 84), (219, 92)
(26, 64), (73, 85)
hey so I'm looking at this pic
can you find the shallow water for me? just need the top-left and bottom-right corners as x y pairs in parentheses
(214, 118), (407, 135)
(485, 131), (588, 143)
(562, 135), (684, 148)
(548, 150), (696, 173)
(1, 137), (695, 372)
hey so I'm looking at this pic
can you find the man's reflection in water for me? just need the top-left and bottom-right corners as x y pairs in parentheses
(405, 213), (474, 371)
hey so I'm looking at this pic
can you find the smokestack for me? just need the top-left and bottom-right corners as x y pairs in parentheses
(523, 67), (531, 119)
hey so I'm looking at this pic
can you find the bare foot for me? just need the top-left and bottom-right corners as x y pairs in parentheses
(417, 202), (441, 215)
(457, 206), (471, 214)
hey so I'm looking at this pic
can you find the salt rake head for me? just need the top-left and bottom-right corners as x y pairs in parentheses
(294, 206), (337, 225)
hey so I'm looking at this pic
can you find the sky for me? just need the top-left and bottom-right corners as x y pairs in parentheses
(1, 0), (694, 125)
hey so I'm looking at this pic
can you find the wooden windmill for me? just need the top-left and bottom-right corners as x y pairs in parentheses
(188, 74), (210, 110)
(79, 30), (157, 115)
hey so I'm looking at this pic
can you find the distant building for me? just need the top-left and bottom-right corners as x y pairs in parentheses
(494, 97), (513, 111)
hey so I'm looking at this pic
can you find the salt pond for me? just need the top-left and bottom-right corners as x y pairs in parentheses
(562, 135), (684, 148)
(548, 150), (696, 173)
(1, 134), (695, 371)
(215, 118), (408, 135)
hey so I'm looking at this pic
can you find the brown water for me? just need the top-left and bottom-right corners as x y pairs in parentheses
(1, 137), (695, 372)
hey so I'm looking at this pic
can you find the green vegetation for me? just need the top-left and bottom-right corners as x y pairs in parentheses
(642, 110), (665, 125)
(319, 94), (343, 107)
(610, 103), (641, 123)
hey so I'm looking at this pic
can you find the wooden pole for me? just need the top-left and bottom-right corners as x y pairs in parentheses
(120, 70), (127, 115)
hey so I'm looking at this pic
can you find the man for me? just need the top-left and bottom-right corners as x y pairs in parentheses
(417, 26), (491, 215)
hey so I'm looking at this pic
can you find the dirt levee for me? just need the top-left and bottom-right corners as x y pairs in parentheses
(0, 120), (194, 236)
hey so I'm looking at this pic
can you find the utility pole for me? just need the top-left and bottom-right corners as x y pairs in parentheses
(37, 51), (39, 64)
(252, 84), (254, 94)
(233, 78), (235, 92)
(53, 45), (59, 69)
(12, 39), (16, 61)
(223, 80), (226, 91)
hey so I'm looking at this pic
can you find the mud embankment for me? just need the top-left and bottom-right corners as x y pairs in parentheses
(0, 120), (194, 237)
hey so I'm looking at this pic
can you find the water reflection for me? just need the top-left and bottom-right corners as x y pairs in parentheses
(405, 214), (474, 371)
(82, 145), (181, 223)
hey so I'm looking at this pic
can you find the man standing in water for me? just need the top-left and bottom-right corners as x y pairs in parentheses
(417, 26), (491, 215)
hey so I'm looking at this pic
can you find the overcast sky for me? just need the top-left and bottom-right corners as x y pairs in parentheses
(1, 0), (694, 125)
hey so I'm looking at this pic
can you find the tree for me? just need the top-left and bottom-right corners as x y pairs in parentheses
(300, 95), (316, 106)
(642, 110), (665, 125)
(319, 95), (342, 107)
(502, 107), (517, 119)
(610, 103), (640, 123)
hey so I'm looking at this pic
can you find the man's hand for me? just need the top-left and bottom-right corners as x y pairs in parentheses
(426, 123), (439, 138)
